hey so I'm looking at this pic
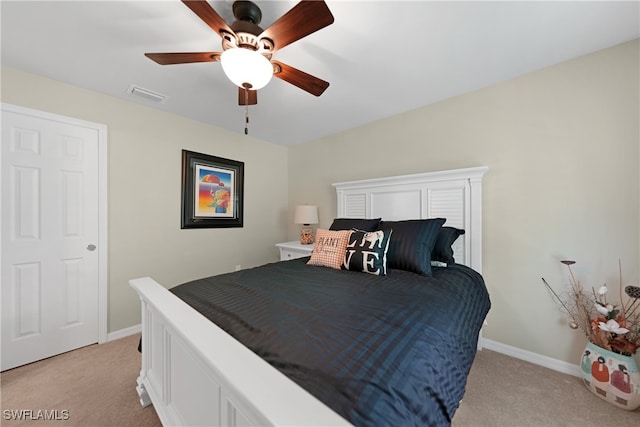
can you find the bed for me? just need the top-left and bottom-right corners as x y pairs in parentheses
(130, 166), (489, 427)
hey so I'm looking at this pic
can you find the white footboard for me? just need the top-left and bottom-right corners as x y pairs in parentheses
(130, 277), (351, 427)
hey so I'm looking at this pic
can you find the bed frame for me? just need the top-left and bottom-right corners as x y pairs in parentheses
(130, 166), (488, 426)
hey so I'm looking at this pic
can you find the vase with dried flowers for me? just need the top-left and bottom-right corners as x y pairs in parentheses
(542, 260), (640, 410)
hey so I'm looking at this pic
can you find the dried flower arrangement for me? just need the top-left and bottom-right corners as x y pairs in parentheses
(541, 260), (640, 356)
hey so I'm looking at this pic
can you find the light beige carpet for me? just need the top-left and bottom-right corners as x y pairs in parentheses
(1, 334), (638, 426)
(453, 348), (640, 427)
(1, 333), (160, 426)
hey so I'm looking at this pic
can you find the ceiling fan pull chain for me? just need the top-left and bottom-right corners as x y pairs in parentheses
(244, 87), (249, 135)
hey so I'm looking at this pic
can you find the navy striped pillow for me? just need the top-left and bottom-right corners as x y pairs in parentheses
(380, 218), (446, 276)
(329, 218), (382, 232)
(432, 226), (465, 264)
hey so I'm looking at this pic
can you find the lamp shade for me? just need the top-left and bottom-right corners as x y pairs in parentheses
(294, 205), (319, 225)
(220, 48), (273, 90)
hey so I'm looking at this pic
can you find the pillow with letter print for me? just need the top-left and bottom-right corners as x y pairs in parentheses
(307, 229), (351, 270)
(342, 229), (392, 276)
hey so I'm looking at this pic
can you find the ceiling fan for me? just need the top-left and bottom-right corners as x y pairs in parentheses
(145, 0), (334, 107)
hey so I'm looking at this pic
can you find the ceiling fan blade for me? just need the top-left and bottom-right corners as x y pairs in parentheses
(259, 1), (334, 52)
(145, 52), (221, 65)
(272, 60), (329, 96)
(238, 87), (258, 106)
(181, 0), (233, 37)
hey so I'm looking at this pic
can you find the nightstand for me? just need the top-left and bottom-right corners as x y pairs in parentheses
(276, 241), (314, 261)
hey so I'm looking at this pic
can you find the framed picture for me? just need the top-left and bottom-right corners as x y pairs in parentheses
(181, 150), (244, 229)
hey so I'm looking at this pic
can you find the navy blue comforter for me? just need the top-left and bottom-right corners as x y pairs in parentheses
(171, 258), (490, 426)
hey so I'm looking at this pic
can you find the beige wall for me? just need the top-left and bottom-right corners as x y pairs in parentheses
(1, 67), (290, 332)
(288, 40), (640, 364)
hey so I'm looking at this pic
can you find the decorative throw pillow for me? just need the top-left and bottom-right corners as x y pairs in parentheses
(380, 218), (446, 276)
(307, 229), (352, 270)
(342, 229), (392, 276)
(329, 218), (382, 232)
(432, 227), (465, 264)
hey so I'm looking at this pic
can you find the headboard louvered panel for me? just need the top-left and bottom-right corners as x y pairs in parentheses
(333, 167), (488, 273)
(428, 185), (468, 264)
(343, 193), (367, 218)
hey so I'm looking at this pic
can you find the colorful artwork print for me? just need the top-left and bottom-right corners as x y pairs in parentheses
(181, 150), (243, 229)
(195, 164), (234, 218)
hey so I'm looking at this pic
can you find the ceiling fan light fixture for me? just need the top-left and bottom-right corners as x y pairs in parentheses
(220, 48), (273, 90)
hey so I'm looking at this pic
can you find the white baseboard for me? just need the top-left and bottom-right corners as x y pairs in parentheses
(482, 338), (583, 378)
(107, 324), (141, 342)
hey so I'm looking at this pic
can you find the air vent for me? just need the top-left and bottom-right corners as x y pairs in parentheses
(127, 84), (168, 103)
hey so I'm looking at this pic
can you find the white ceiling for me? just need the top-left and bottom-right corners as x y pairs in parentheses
(2, 1), (638, 146)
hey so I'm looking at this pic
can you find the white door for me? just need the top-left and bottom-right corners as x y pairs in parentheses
(1, 104), (107, 371)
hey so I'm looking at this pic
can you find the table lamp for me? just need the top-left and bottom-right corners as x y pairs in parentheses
(294, 205), (318, 245)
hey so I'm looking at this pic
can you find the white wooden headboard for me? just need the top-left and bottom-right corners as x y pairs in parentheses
(332, 167), (488, 274)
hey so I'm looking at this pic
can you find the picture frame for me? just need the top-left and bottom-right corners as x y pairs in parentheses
(181, 150), (244, 229)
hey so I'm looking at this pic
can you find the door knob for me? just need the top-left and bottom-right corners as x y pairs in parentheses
(87, 244), (97, 251)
